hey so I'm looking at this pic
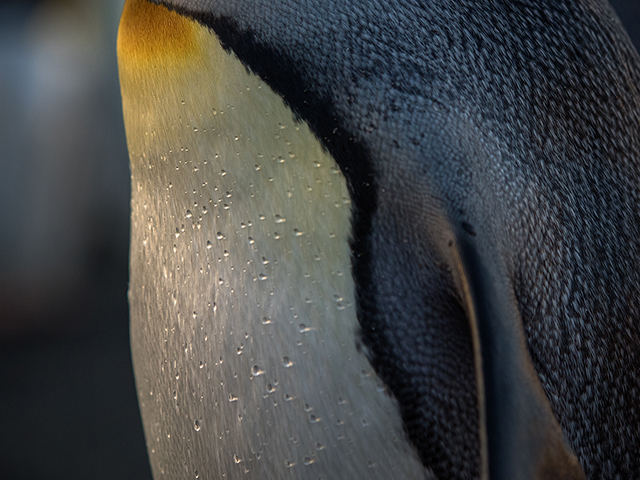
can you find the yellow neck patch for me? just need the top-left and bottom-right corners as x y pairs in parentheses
(118, 0), (201, 69)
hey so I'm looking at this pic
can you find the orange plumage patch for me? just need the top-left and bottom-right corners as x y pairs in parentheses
(117, 0), (201, 69)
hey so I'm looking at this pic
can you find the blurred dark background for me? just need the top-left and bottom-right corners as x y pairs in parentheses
(0, 0), (150, 479)
(0, 1), (638, 479)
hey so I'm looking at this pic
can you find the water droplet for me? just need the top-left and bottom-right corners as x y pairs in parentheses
(194, 420), (201, 431)
(299, 324), (311, 333)
(284, 394), (294, 402)
(266, 384), (276, 393)
(293, 229), (304, 236)
(206, 241), (212, 249)
(233, 454), (242, 464)
(216, 232), (224, 240)
(261, 316), (272, 325)
(252, 365), (264, 376)
(285, 460), (295, 468)
(275, 215), (286, 223)
(277, 156), (285, 163)
(282, 356), (293, 368)
(309, 415), (320, 423)
(316, 443), (324, 451)
(220, 170), (227, 176)
(248, 237), (255, 244)
(202, 206), (208, 214)
(261, 257), (269, 265)
(303, 457), (314, 466)
(258, 273), (268, 281)
(186, 210), (193, 218)
(304, 404), (312, 412)
(228, 394), (238, 402)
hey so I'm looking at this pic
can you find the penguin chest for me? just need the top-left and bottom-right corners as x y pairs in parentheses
(118, 1), (428, 478)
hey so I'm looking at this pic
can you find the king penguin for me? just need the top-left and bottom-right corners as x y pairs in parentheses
(117, 0), (640, 479)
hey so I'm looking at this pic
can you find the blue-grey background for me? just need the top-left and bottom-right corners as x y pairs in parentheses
(0, 1), (638, 479)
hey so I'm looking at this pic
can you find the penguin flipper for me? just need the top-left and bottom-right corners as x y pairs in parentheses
(456, 233), (585, 480)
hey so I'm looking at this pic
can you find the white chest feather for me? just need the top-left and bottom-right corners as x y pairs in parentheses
(118, 1), (428, 478)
